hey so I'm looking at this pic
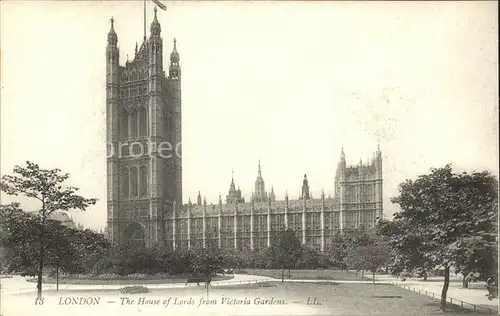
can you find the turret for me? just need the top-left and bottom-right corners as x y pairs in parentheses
(107, 17), (118, 48)
(148, 7), (163, 77)
(169, 38), (180, 80)
(375, 143), (383, 177)
(270, 186), (275, 201)
(197, 191), (202, 206)
(301, 174), (310, 200)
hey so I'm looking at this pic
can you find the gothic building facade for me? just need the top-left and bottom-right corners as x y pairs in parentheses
(105, 9), (383, 251)
(167, 148), (383, 253)
(106, 8), (182, 246)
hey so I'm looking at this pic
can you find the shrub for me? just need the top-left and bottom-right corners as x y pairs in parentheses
(97, 273), (122, 280)
(127, 273), (150, 280)
(120, 286), (150, 294)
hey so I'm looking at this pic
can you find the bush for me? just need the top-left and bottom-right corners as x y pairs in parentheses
(255, 282), (275, 287)
(120, 286), (150, 294)
(233, 269), (248, 274)
(97, 273), (123, 280)
(126, 273), (150, 280)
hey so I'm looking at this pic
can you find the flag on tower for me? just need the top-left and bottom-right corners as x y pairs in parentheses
(151, 0), (167, 11)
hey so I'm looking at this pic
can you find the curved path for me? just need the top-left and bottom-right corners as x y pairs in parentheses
(1, 274), (272, 294)
(1, 274), (390, 295)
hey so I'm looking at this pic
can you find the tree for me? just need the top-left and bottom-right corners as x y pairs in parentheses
(0, 203), (40, 275)
(1, 161), (97, 298)
(377, 219), (433, 280)
(327, 232), (348, 270)
(270, 229), (302, 282)
(452, 236), (497, 288)
(71, 229), (110, 273)
(297, 246), (320, 269)
(44, 221), (80, 291)
(346, 237), (390, 284)
(390, 165), (498, 311)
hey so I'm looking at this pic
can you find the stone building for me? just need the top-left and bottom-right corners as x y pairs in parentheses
(48, 211), (76, 229)
(106, 8), (182, 246)
(166, 147), (383, 252)
(104, 8), (383, 250)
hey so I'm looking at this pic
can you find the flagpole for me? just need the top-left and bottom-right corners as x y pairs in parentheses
(143, 0), (147, 42)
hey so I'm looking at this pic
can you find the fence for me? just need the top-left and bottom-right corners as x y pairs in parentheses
(2, 278), (270, 295)
(395, 281), (498, 315)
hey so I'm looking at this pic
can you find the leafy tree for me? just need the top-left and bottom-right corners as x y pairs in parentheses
(190, 234), (223, 282)
(296, 246), (320, 269)
(377, 219), (433, 280)
(452, 236), (497, 288)
(44, 221), (80, 290)
(327, 232), (348, 270)
(0, 203), (40, 275)
(1, 161), (97, 298)
(71, 229), (110, 273)
(345, 236), (390, 284)
(390, 165), (498, 311)
(270, 229), (302, 282)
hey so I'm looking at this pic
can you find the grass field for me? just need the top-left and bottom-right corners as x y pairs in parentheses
(25, 275), (234, 285)
(237, 268), (369, 281)
(5, 281), (488, 315)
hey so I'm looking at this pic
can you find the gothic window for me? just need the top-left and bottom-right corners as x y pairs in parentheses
(139, 107), (147, 137)
(121, 114), (129, 140)
(120, 145), (129, 157)
(131, 143), (142, 156)
(139, 165), (148, 196)
(130, 166), (138, 197)
(130, 110), (138, 138)
(140, 68), (145, 79)
(121, 167), (129, 198)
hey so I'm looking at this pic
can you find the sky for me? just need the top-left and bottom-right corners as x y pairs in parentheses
(1, 1), (498, 231)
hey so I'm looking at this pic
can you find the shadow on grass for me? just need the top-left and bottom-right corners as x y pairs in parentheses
(422, 301), (493, 315)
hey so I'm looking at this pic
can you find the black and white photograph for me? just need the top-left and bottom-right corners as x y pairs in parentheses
(0, 1), (498, 315)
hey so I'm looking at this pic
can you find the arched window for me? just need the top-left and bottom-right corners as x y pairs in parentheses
(139, 107), (147, 137)
(130, 110), (138, 138)
(130, 166), (138, 197)
(140, 68), (145, 79)
(121, 167), (129, 198)
(139, 165), (148, 196)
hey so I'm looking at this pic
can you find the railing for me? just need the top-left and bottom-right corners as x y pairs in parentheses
(395, 281), (498, 315)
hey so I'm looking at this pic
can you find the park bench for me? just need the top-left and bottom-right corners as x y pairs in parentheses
(185, 276), (211, 287)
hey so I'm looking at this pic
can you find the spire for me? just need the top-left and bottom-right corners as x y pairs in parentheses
(169, 38), (180, 80)
(135, 42), (138, 54)
(197, 191), (202, 206)
(340, 145), (345, 161)
(302, 174), (310, 200)
(170, 38), (180, 60)
(150, 7), (161, 36)
(107, 17), (118, 46)
(258, 160), (262, 178)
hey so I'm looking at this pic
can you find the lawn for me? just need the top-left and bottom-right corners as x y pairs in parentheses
(5, 281), (488, 315)
(237, 268), (369, 281)
(25, 274), (234, 285)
